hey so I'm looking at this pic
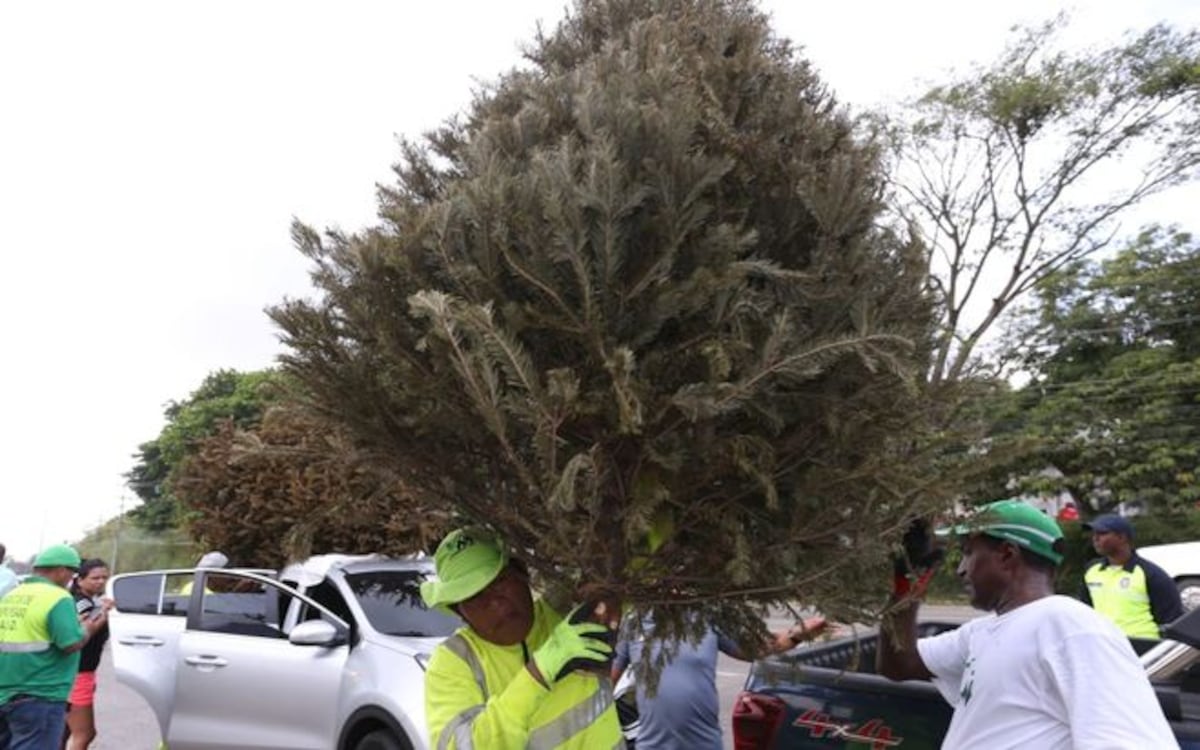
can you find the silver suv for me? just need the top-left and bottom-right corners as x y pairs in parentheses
(107, 554), (459, 750)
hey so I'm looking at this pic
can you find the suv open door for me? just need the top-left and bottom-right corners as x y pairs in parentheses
(108, 570), (197, 735)
(109, 568), (351, 750)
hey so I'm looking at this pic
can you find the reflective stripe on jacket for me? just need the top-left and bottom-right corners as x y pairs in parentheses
(1084, 562), (1159, 639)
(425, 598), (624, 750)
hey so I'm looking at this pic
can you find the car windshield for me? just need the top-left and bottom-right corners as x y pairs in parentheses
(343, 569), (460, 637)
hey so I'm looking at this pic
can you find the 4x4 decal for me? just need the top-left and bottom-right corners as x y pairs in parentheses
(794, 709), (904, 748)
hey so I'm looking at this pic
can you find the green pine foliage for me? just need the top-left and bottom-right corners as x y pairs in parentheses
(271, 0), (954, 638)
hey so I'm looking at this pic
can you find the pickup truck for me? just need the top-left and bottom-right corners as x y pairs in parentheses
(732, 605), (1200, 749)
(107, 554), (460, 750)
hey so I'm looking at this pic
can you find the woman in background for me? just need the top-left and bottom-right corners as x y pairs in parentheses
(64, 558), (113, 749)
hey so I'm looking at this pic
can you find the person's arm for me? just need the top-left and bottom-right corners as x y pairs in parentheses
(775, 615), (829, 652)
(47, 596), (92, 654)
(879, 531), (941, 682)
(610, 632), (631, 683)
(425, 642), (552, 750)
(428, 615), (613, 750)
(715, 616), (830, 662)
(755, 616), (831, 659)
(62, 617), (106, 653)
(1142, 560), (1184, 630)
(877, 598), (933, 681)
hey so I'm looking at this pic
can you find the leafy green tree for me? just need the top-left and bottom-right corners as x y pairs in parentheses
(992, 228), (1200, 512)
(885, 18), (1200, 383)
(127, 369), (283, 530)
(272, 0), (959, 638)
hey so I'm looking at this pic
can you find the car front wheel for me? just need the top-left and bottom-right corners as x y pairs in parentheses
(354, 729), (407, 750)
(1178, 577), (1200, 612)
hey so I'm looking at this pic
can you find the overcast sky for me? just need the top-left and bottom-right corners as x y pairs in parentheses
(2, 1), (1197, 561)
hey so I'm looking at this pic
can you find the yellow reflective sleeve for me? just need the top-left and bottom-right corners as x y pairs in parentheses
(425, 643), (548, 750)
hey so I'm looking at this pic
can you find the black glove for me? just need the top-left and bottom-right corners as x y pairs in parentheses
(892, 519), (945, 596)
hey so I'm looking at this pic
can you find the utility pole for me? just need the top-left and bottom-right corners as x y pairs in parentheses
(37, 506), (48, 555)
(111, 495), (125, 573)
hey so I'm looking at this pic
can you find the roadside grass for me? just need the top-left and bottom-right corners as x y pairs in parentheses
(73, 515), (199, 574)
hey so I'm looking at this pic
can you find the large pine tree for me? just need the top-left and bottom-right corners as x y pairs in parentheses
(272, 0), (951, 636)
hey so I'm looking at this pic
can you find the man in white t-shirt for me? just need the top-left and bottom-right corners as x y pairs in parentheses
(878, 499), (1177, 749)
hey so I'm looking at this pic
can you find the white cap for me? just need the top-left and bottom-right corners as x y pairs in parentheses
(197, 551), (229, 568)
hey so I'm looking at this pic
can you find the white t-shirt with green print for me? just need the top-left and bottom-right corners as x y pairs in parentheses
(917, 595), (1177, 749)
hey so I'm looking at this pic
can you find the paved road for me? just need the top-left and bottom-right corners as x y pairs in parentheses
(95, 604), (977, 749)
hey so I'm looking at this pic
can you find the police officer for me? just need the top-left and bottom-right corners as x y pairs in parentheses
(0, 544), (105, 750)
(1082, 514), (1183, 639)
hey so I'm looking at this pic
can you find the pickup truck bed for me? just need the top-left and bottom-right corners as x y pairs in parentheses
(735, 619), (1200, 749)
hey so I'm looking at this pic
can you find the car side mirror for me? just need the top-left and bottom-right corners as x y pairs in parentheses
(289, 619), (346, 647)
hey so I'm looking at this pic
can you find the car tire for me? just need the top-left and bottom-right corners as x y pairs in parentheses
(354, 729), (407, 750)
(1178, 577), (1200, 613)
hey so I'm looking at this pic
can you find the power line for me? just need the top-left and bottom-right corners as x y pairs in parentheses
(1018, 370), (1200, 393)
(1032, 314), (1200, 341)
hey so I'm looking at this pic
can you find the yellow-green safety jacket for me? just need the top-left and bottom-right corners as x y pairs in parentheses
(424, 598), (624, 750)
(1083, 553), (1185, 639)
(0, 576), (84, 702)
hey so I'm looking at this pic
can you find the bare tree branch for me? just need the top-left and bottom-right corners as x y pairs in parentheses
(883, 19), (1200, 383)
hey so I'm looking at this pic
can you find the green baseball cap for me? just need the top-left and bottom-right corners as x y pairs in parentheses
(34, 544), (82, 570)
(420, 527), (509, 610)
(942, 499), (1064, 565)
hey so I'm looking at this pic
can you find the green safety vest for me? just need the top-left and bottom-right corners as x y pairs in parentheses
(425, 598), (624, 750)
(0, 577), (82, 702)
(0, 579), (71, 653)
(1084, 562), (1160, 639)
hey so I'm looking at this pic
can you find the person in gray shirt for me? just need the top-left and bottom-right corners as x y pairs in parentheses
(612, 612), (826, 749)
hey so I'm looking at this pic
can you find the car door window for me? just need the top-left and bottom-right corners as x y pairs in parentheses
(195, 573), (285, 638)
(112, 572), (194, 616)
(300, 579), (355, 627)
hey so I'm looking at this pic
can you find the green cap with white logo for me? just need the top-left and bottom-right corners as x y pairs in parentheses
(944, 499), (1064, 565)
(420, 527), (509, 611)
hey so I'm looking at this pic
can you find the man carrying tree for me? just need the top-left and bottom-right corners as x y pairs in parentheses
(420, 527), (624, 749)
(878, 500), (1176, 748)
(1081, 514), (1183, 639)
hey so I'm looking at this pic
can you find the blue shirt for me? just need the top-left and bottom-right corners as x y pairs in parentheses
(614, 616), (740, 750)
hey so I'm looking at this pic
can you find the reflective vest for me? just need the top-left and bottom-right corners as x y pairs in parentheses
(1084, 561), (1159, 639)
(0, 577), (83, 703)
(0, 579), (72, 654)
(425, 599), (624, 750)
